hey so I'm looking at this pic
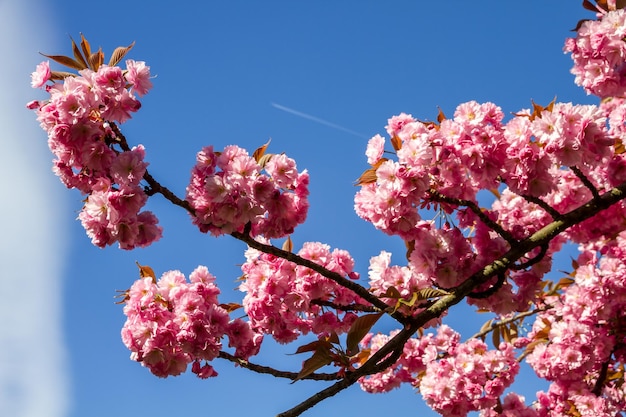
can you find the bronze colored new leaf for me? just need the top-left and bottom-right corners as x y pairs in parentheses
(40, 53), (85, 71)
(293, 344), (333, 382)
(282, 236), (293, 252)
(136, 261), (156, 283)
(346, 312), (383, 356)
(252, 140), (271, 163)
(109, 42), (136, 67)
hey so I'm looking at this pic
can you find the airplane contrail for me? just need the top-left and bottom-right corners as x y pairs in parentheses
(271, 102), (367, 138)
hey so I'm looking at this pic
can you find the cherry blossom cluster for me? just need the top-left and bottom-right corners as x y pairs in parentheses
(238, 241), (363, 344)
(564, 8), (626, 98)
(28, 60), (161, 249)
(121, 266), (262, 379)
(186, 145), (309, 238)
(519, 233), (626, 415)
(359, 325), (519, 417)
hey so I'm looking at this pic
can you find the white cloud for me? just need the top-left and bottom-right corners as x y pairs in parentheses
(0, 1), (69, 416)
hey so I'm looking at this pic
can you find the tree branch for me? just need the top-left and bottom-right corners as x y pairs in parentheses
(310, 299), (379, 313)
(469, 305), (552, 340)
(571, 165), (601, 200)
(111, 121), (196, 214)
(427, 189), (518, 245)
(231, 231), (397, 320)
(519, 193), (562, 220)
(277, 180), (626, 417)
(218, 351), (340, 381)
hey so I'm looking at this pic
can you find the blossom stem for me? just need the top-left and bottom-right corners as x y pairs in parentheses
(427, 189), (517, 245)
(218, 351), (340, 381)
(230, 231), (396, 319)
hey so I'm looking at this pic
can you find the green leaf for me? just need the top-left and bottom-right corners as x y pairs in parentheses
(346, 312), (383, 356)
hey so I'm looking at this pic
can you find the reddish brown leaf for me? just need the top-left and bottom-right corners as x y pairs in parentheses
(219, 302), (243, 313)
(582, 0), (598, 12)
(293, 346), (333, 382)
(252, 139), (271, 162)
(437, 107), (446, 123)
(136, 261), (156, 283)
(293, 340), (330, 355)
(40, 53), (85, 71)
(478, 319), (494, 341)
(282, 236), (293, 252)
(70, 36), (89, 69)
(80, 33), (92, 61)
(492, 326), (501, 348)
(114, 289), (130, 304)
(88, 49), (104, 71)
(257, 153), (273, 168)
(390, 135), (402, 151)
(346, 312), (383, 355)
(381, 286), (402, 299)
(355, 168), (378, 186)
(50, 71), (77, 81)
(405, 239), (415, 260)
(108, 41), (136, 67)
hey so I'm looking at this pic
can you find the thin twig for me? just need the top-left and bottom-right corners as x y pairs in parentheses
(218, 351), (340, 381)
(278, 181), (626, 417)
(469, 305), (552, 340)
(519, 193), (562, 220)
(310, 299), (379, 313)
(571, 165), (601, 200)
(428, 189), (517, 245)
(231, 231), (397, 321)
(111, 122), (195, 214)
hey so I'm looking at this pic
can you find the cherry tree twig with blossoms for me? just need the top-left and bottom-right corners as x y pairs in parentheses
(26, 2), (626, 416)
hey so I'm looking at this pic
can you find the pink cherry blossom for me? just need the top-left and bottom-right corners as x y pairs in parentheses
(30, 60), (50, 88)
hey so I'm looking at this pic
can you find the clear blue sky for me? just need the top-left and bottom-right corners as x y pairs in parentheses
(4, 1), (599, 416)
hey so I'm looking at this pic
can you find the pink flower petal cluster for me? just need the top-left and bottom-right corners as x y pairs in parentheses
(28, 60), (162, 249)
(239, 241), (363, 344)
(121, 266), (262, 378)
(565, 9), (626, 98)
(359, 325), (519, 417)
(358, 326), (454, 393)
(420, 338), (519, 416)
(356, 100), (614, 247)
(522, 235), (626, 413)
(186, 145), (309, 238)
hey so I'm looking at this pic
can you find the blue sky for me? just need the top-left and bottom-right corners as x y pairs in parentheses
(3, 1), (600, 416)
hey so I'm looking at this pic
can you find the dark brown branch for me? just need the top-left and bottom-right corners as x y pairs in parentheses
(231, 231), (398, 320)
(469, 305), (552, 340)
(510, 243), (549, 270)
(310, 299), (379, 313)
(276, 322), (419, 417)
(571, 165), (601, 200)
(278, 181), (626, 417)
(428, 189), (517, 245)
(592, 358), (610, 396)
(111, 122), (195, 214)
(218, 351), (340, 381)
(519, 193), (562, 220)
(468, 273), (506, 299)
